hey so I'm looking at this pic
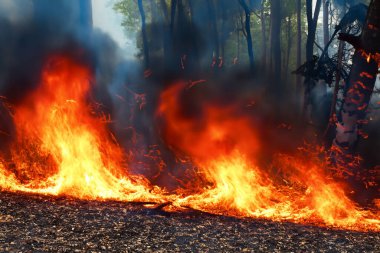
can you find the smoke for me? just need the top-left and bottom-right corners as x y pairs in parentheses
(0, 0), (374, 193)
(0, 0), (127, 154)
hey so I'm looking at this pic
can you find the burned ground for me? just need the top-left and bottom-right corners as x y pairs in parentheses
(0, 191), (378, 252)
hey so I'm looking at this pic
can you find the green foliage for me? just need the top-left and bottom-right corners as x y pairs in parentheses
(113, 0), (140, 32)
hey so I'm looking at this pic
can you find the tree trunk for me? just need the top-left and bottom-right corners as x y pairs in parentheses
(261, 1), (267, 68)
(158, 0), (172, 69)
(207, 0), (220, 66)
(138, 0), (150, 69)
(305, 0), (322, 62)
(220, 0), (228, 67)
(239, 0), (254, 73)
(324, 2), (348, 138)
(323, 0), (329, 47)
(285, 17), (292, 82)
(303, 0), (322, 117)
(270, 0), (282, 85)
(170, 0), (178, 35)
(296, 0), (302, 112)
(188, 0), (200, 71)
(149, 0), (159, 23)
(160, 0), (169, 23)
(332, 0), (380, 156)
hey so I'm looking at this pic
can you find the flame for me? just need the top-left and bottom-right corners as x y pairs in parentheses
(0, 55), (162, 202)
(0, 60), (378, 231)
(157, 82), (379, 230)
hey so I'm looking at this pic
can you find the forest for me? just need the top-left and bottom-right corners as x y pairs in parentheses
(0, 0), (379, 238)
(112, 0), (380, 198)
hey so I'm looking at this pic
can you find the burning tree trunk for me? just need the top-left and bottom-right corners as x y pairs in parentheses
(332, 0), (380, 156)
(238, 0), (254, 73)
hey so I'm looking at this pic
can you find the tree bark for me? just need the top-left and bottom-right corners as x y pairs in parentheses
(303, 0), (322, 117)
(332, 0), (380, 156)
(138, 0), (150, 69)
(239, 0), (255, 73)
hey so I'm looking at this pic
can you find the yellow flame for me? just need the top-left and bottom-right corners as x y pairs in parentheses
(0, 58), (379, 232)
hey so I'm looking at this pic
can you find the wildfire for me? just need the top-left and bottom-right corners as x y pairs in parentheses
(0, 55), (162, 202)
(0, 57), (379, 231)
(157, 82), (379, 230)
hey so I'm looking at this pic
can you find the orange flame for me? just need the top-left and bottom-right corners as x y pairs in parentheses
(0, 55), (162, 202)
(157, 82), (379, 230)
(0, 60), (378, 231)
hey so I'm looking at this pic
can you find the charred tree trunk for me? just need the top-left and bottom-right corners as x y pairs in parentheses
(303, 0), (322, 117)
(138, 0), (150, 69)
(332, 0), (380, 156)
(239, 0), (254, 73)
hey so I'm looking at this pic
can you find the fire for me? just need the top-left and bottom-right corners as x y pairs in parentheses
(0, 55), (162, 202)
(157, 82), (379, 230)
(0, 59), (379, 231)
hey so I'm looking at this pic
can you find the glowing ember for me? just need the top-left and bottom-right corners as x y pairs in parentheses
(0, 58), (379, 232)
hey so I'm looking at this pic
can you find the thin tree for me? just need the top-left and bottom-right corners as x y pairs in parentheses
(261, 0), (267, 68)
(323, 0), (329, 47)
(238, 0), (255, 72)
(138, 0), (150, 69)
(270, 0), (282, 86)
(303, 0), (322, 116)
(207, 0), (220, 67)
(296, 0), (302, 111)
